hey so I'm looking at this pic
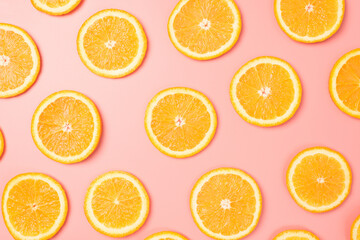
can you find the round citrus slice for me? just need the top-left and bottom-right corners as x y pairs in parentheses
(145, 231), (188, 240)
(287, 147), (352, 213)
(274, 0), (344, 43)
(230, 56), (302, 127)
(0, 23), (40, 98)
(31, 0), (81, 15)
(329, 49), (360, 118)
(168, 0), (241, 60)
(145, 87), (217, 158)
(190, 168), (262, 240)
(84, 171), (149, 237)
(2, 173), (68, 240)
(273, 230), (319, 240)
(0, 130), (4, 158)
(31, 90), (101, 164)
(351, 215), (360, 240)
(77, 9), (147, 78)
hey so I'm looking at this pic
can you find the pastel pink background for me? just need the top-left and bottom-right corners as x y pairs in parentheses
(0, 0), (360, 239)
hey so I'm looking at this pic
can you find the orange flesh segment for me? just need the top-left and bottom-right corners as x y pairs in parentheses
(151, 93), (211, 151)
(285, 237), (308, 240)
(236, 63), (294, 120)
(83, 16), (139, 70)
(37, 96), (94, 157)
(173, 0), (235, 54)
(7, 179), (60, 237)
(336, 55), (360, 111)
(357, 226), (360, 240)
(280, 0), (339, 37)
(38, 0), (71, 7)
(292, 153), (345, 207)
(196, 174), (256, 236)
(0, 29), (33, 92)
(91, 177), (142, 228)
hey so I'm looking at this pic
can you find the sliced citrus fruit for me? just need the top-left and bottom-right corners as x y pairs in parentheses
(168, 0), (241, 60)
(145, 231), (188, 240)
(145, 87), (217, 158)
(273, 230), (319, 240)
(329, 49), (360, 118)
(230, 56), (301, 127)
(84, 171), (149, 237)
(190, 168), (262, 240)
(0, 130), (4, 158)
(31, 90), (101, 164)
(77, 9), (147, 78)
(351, 215), (360, 240)
(274, 0), (344, 43)
(2, 173), (68, 240)
(0, 23), (40, 98)
(287, 147), (351, 212)
(31, 0), (81, 15)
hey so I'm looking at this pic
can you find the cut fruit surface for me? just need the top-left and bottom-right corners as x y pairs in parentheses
(2, 173), (68, 240)
(0, 23), (40, 98)
(273, 230), (319, 240)
(329, 49), (360, 118)
(287, 147), (351, 212)
(230, 56), (301, 127)
(84, 171), (149, 237)
(352, 215), (360, 240)
(31, 0), (81, 15)
(31, 90), (101, 164)
(77, 9), (147, 78)
(274, 0), (344, 43)
(190, 168), (262, 240)
(0, 130), (3, 158)
(168, 0), (241, 60)
(145, 87), (217, 158)
(145, 231), (188, 240)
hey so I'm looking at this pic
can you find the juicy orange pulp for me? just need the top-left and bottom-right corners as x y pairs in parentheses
(151, 93), (211, 151)
(37, 0), (71, 8)
(83, 16), (139, 70)
(37, 96), (94, 157)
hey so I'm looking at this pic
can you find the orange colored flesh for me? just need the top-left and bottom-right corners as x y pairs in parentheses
(292, 153), (345, 207)
(284, 237), (308, 240)
(173, 0), (235, 54)
(38, 0), (70, 8)
(6, 179), (60, 237)
(335, 55), (360, 111)
(91, 177), (142, 229)
(37, 96), (94, 157)
(83, 16), (139, 70)
(279, 0), (339, 37)
(0, 29), (33, 92)
(236, 63), (295, 120)
(151, 93), (211, 151)
(357, 227), (360, 240)
(196, 174), (256, 236)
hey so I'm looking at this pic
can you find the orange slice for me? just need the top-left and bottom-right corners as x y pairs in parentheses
(329, 49), (360, 118)
(274, 0), (344, 43)
(145, 87), (217, 158)
(31, 90), (101, 164)
(190, 168), (262, 240)
(0, 23), (40, 98)
(84, 171), (149, 237)
(2, 173), (68, 240)
(287, 147), (352, 212)
(31, 0), (81, 15)
(77, 9), (147, 78)
(0, 130), (4, 158)
(351, 215), (360, 240)
(145, 231), (188, 240)
(168, 0), (241, 60)
(273, 230), (319, 240)
(230, 56), (302, 127)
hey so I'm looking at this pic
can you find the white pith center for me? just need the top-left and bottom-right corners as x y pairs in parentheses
(199, 19), (211, 30)
(220, 199), (231, 210)
(317, 177), (325, 184)
(258, 87), (271, 98)
(305, 3), (314, 12)
(105, 40), (116, 49)
(114, 199), (119, 205)
(30, 203), (38, 211)
(0, 55), (10, 66)
(175, 116), (185, 127)
(62, 122), (72, 132)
